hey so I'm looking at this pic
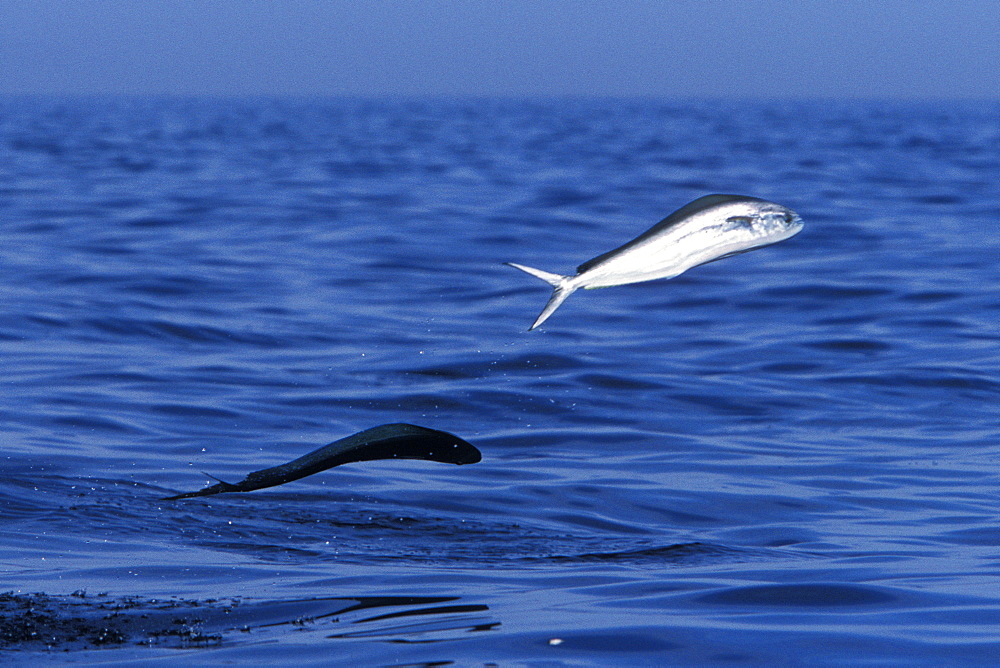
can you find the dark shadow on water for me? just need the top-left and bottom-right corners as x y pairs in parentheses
(0, 591), (497, 652)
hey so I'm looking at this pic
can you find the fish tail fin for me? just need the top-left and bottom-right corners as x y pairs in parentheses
(505, 262), (577, 330)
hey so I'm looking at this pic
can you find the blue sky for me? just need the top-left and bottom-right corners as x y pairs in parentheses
(1, 0), (997, 98)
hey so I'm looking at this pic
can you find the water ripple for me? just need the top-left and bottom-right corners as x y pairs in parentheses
(2, 97), (999, 664)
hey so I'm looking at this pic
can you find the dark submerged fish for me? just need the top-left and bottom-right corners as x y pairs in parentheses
(507, 194), (804, 329)
(164, 423), (481, 500)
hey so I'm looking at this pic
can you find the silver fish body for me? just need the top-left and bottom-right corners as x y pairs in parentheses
(507, 194), (803, 330)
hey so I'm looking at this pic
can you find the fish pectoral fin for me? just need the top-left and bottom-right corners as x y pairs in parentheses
(202, 471), (238, 488)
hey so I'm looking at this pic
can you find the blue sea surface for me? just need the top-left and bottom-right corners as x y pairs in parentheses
(1, 97), (999, 664)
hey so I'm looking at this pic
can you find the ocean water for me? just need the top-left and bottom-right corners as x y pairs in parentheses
(1, 97), (999, 665)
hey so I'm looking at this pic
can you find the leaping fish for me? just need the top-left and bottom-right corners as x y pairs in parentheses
(163, 424), (481, 500)
(506, 194), (803, 330)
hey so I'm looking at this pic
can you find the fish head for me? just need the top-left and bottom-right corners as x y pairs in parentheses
(719, 199), (803, 246)
(757, 202), (804, 239)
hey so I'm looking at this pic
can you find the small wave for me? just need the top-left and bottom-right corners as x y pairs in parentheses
(537, 542), (752, 565)
(826, 367), (1000, 396)
(78, 316), (288, 347)
(762, 284), (893, 300)
(694, 582), (896, 607)
(803, 338), (893, 353)
(406, 352), (583, 380)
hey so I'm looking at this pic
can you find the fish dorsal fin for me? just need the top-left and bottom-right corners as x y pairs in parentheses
(576, 194), (762, 274)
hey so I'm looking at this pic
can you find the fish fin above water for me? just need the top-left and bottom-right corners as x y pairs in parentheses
(505, 262), (565, 287)
(505, 262), (577, 330)
(531, 284), (575, 330)
(162, 477), (239, 500)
